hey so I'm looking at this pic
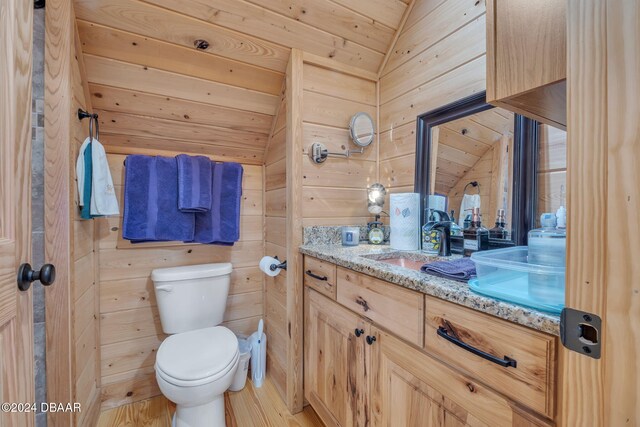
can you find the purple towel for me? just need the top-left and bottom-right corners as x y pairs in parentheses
(421, 258), (476, 282)
(122, 155), (195, 242)
(190, 161), (243, 245)
(176, 154), (212, 212)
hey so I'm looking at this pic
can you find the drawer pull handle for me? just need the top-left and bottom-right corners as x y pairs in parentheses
(355, 328), (364, 337)
(305, 270), (328, 281)
(437, 326), (517, 368)
(366, 335), (376, 345)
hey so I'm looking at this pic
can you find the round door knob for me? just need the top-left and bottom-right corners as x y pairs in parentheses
(354, 328), (364, 337)
(17, 263), (56, 291)
(366, 335), (377, 345)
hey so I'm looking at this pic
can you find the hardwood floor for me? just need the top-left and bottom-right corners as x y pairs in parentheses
(97, 377), (324, 426)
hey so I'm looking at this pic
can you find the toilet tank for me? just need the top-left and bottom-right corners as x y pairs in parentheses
(151, 263), (233, 334)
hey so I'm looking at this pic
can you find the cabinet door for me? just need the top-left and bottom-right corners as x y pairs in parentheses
(486, 0), (567, 128)
(305, 288), (370, 427)
(370, 327), (552, 427)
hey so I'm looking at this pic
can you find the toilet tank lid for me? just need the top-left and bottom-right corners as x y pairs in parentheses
(151, 263), (232, 282)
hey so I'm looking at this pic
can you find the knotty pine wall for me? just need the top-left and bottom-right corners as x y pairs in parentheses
(94, 154), (264, 409)
(45, 3), (102, 424)
(379, 0), (566, 221)
(301, 63), (378, 226)
(69, 34), (102, 425)
(379, 0), (487, 199)
(263, 55), (378, 406)
(264, 91), (288, 397)
(447, 145), (499, 224)
(537, 124), (567, 219)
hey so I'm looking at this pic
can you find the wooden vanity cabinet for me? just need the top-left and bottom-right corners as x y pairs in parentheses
(486, 0), (567, 129)
(303, 257), (556, 426)
(305, 287), (371, 427)
(370, 328), (553, 427)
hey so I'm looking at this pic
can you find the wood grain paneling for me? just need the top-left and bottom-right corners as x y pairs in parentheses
(89, 85), (273, 134)
(561, 1), (640, 424)
(142, 0), (384, 72)
(77, 20), (283, 95)
(84, 55), (278, 115)
(264, 87), (288, 399)
(45, 3), (101, 425)
(96, 151), (264, 408)
(74, 0), (290, 72)
(382, 0), (486, 75)
(0, 0), (33, 425)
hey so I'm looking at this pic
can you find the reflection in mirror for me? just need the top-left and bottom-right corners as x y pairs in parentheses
(430, 107), (515, 239)
(349, 112), (375, 147)
(537, 124), (567, 227)
(416, 92), (539, 248)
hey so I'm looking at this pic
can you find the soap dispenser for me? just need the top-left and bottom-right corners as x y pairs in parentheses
(489, 209), (507, 239)
(422, 209), (442, 255)
(462, 207), (489, 256)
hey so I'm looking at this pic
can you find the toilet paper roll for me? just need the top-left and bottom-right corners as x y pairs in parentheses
(390, 193), (421, 251)
(259, 256), (281, 277)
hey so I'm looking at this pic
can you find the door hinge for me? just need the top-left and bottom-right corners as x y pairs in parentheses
(560, 308), (601, 359)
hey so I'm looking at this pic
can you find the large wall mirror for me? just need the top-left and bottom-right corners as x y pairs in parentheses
(415, 92), (540, 250)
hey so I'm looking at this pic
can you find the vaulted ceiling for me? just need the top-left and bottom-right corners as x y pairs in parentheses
(434, 107), (514, 195)
(74, 0), (410, 163)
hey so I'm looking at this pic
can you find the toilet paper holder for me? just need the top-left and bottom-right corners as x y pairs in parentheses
(269, 256), (287, 271)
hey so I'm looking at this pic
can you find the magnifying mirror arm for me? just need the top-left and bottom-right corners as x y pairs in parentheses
(309, 142), (365, 164)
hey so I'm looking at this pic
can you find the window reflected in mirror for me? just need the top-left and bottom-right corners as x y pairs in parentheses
(429, 107), (515, 239)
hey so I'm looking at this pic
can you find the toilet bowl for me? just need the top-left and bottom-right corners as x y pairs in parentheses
(155, 327), (239, 427)
(151, 263), (238, 427)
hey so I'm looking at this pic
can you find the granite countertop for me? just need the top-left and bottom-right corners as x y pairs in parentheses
(299, 243), (560, 336)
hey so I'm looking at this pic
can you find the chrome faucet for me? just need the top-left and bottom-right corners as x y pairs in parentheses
(424, 210), (452, 256)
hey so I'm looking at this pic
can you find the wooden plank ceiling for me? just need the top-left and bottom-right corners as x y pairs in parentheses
(434, 107), (514, 195)
(74, 0), (409, 163)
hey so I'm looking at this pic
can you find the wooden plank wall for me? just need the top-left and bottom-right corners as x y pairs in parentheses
(95, 154), (264, 410)
(379, 0), (488, 199)
(263, 52), (378, 411)
(45, 1), (102, 424)
(537, 124), (567, 219)
(70, 23), (102, 427)
(73, 0), (410, 75)
(379, 0), (566, 219)
(301, 62), (378, 226)
(446, 146), (495, 222)
(264, 88), (288, 398)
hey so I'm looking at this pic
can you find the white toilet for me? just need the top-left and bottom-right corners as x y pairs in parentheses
(151, 263), (239, 427)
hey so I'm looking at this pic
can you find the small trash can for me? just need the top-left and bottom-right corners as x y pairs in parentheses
(229, 336), (252, 391)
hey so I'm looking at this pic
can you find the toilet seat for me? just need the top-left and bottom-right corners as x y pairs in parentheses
(155, 326), (239, 387)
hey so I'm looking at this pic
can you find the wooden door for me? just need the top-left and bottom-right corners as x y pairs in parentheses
(0, 0), (35, 425)
(562, 1), (640, 425)
(304, 288), (369, 427)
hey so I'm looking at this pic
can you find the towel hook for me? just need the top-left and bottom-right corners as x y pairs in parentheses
(78, 109), (99, 142)
(463, 181), (480, 194)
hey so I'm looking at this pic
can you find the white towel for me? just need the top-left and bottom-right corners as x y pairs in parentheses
(90, 138), (120, 216)
(458, 194), (481, 226)
(76, 137), (91, 207)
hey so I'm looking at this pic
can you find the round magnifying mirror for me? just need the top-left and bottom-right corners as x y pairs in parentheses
(349, 112), (375, 147)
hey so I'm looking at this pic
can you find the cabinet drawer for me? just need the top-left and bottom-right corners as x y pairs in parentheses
(425, 296), (557, 418)
(337, 267), (423, 347)
(372, 328), (553, 427)
(304, 257), (336, 299)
